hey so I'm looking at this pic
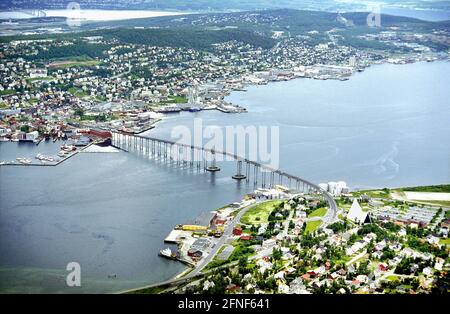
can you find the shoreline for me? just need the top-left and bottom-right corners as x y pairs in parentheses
(1, 58), (449, 294)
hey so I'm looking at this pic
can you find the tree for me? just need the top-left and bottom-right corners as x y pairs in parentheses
(238, 257), (247, 268)
(20, 125), (30, 133)
(272, 248), (282, 261)
(74, 107), (85, 118)
(431, 271), (450, 294)
(289, 220), (295, 230)
(395, 258), (414, 275)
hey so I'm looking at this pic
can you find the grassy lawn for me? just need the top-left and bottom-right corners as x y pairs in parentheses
(439, 238), (450, 245)
(0, 90), (15, 96)
(305, 220), (322, 234)
(240, 200), (283, 225)
(353, 189), (390, 198)
(68, 87), (88, 98)
(308, 207), (327, 218)
(169, 96), (188, 104)
(353, 185), (450, 208)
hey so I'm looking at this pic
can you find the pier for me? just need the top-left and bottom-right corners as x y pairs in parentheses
(1, 140), (98, 167)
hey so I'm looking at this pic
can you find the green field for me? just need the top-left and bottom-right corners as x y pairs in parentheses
(351, 184), (450, 208)
(352, 189), (391, 198)
(68, 87), (88, 98)
(440, 238), (450, 245)
(240, 200), (283, 225)
(168, 96), (188, 104)
(0, 90), (15, 96)
(305, 220), (322, 234)
(308, 207), (327, 218)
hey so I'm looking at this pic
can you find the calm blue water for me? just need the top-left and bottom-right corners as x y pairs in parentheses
(1, 61), (449, 293)
(150, 61), (450, 190)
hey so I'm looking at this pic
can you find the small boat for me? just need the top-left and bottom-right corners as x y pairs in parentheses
(61, 144), (76, 151)
(17, 158), (31, 164)
(188, 106), (201, 112)
(108, 274), (117, 279)
(159, 248), (172, 258)
(157, 106), (182, 113)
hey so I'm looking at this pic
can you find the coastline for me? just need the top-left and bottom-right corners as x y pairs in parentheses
(1, 57), (449, 294)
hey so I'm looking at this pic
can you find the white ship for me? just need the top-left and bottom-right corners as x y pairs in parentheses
(159, 248), (173, 258)
(16, 157), (31, 164)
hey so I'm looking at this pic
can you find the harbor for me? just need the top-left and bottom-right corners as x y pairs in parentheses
(0, 128), (113, 167)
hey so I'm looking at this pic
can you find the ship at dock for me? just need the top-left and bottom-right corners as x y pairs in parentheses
(159, 247), (179, 259)
(156, 105), (182, 113)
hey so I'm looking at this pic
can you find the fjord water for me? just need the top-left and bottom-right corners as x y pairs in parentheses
(151, 61), (450, 190)
(0, 61), (449, 293)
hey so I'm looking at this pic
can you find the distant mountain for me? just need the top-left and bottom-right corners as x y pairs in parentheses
(80, 8), (448, 33)
(2, 0), (450, 12)
(3, 8), (448, 52)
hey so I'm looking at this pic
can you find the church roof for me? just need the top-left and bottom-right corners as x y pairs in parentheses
(347, 198), (368, 224)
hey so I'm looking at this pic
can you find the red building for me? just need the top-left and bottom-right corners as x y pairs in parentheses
(215, 219), (227, 225)
(233, 226), (243, 236)
(78, 129), (112, 139)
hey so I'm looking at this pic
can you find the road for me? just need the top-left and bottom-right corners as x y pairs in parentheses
(191, 200), (265, 276)
(117, 193), (338, 293)
(117, 200), (264, 293)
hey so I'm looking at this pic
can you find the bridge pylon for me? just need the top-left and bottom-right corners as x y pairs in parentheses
(205, 148), (220, 172)
(232, 160), (246, 180)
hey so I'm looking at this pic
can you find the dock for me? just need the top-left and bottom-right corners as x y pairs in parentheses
(158, 252), (196, 267)
(164, 229), (184, 243)
(0, 140), (97, 167)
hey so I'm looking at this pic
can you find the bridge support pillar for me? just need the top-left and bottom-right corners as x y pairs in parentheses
(269, 172), (275, 188)
(196, 149), (201, 169)
(262, 171), (266, 188)
(189, 147), (194, 167)
(245, 162), (250, 183)
(232, 160), (246, 180)
(253, 165), (258, 185)
(206, 149), (220, 172)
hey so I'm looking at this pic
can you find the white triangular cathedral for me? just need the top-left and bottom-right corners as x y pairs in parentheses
(347, 198), (369, 224)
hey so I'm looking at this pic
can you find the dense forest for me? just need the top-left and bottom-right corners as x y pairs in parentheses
(25, 42), (110, 60)
(97, 28), (276, 49)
